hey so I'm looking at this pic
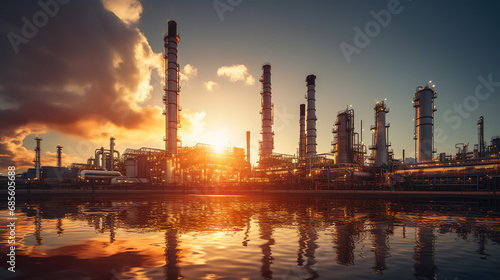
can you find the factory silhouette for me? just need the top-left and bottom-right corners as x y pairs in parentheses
(19, 21), (500, 191)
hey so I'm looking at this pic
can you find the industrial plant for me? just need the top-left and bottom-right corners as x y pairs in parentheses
(18, 21), (500, 192)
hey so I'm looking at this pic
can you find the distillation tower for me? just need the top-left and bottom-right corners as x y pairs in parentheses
(164, 20), (180, 156)
(56, 145), (63, 168)
(413, 82), (437, 162)
(299, 104), (306, 159)
(371, 101), (390, 167)
(306, 75), (317, 157)
(259, 64), (274, 160)
(34, 137), (42, 179)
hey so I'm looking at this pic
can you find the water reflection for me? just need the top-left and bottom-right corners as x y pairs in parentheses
(1, 195), (499, 279)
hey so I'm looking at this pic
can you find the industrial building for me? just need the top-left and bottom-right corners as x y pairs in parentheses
(17, 21), (500, 192)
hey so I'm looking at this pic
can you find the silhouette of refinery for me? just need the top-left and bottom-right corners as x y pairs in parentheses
(19, 20), (500, 191)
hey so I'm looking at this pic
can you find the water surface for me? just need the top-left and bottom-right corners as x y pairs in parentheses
(1, 194), (499, 279)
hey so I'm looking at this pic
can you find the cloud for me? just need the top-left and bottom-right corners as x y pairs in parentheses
(204, 81), (218, 91)
(0, 0), (193, 171)
(102, 0), (143, 25)
(217, 64), (255, 85)
(180, 64), (198, 82)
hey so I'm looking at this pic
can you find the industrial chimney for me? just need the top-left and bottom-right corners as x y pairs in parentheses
(110, 137), (115, 170)
(34, 137), (42, 179)
(299, 104), (306, 159)
(413, 82), (437, 162)
(260, 63), (273, 160)
(478, 116), (485, 158)
(372, 101), (390, 167)
(56, 145), (63, 168)
(164, 20), (180, 156)
(246, 131), (251, 169)
(306, 75), (317, 158)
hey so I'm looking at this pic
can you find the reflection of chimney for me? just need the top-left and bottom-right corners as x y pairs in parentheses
(165, 229), (180, 279)
(260, 64), (273, 160)
(34, 207), (42, 245)
(372, 221), (389, 274)
(334, 222), (355, 266)
(259, 213), (275, 279)
(299, 104), (306, 159)
(297, 212), (319, 279)
(56, 145), (63, 168)
(414, 226), (436, 279)
(306, 75), (317, 157)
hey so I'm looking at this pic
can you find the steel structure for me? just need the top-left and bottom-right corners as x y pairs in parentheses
(306, 75), (317, 157)
(34, 137), (42, 179)
(164, 20), (181, 156)
(413, 82), (437, 162)
(299, 104), (306, 159)
(260, 64), (273, 161)
(478, 116), (485, 158)
(56, 145), (63, 168)
(370, 101), (390, 167)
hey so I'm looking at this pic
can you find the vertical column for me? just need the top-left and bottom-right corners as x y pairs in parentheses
(260, 64), (273, 160)
(56, 145), (63, 168)
(299, 104), (306, 159)
(306, 75), (317, 157)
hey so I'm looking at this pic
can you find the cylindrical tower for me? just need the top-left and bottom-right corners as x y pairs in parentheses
(260, 64), (273, 160)
(164, 20), (180, 156)
(414, 83), (437, 162)
(299, 104), (306, 159)
(56, 145), (62, 168)
(34, 137), (42, 179)
(246, 131), (251, 169)
(478, 116), (485, 158)
(306, 75), (317, 157)
(373, 101), (389, 167)
(109, 137), (115, 171)
(100, 147), (105, 171)
(333, 108), (354, 164)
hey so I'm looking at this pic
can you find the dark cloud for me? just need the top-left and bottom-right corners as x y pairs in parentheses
(0, 0), (164, 170)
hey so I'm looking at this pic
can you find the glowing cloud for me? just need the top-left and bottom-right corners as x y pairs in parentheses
(102, 0), (143, 25)
(180, 64), (198, 81)
(217, 64), (255, 85)
(204, 81), (218, 91)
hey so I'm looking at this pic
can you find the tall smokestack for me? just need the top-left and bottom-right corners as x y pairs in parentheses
(306, 75), (317, 157)
(478, 116), (485, 158)
(246, 131), (251, 169)
(373, 101), (389, 167)
(56, 145), (62, 168)
(34, 137), (42, 179)
(164, 20), (180, 156)
(260, 63), (273, 160)
(299, 104), (306, 159)
(110, 137), (115, 170)
(414, 82), (437, 162)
